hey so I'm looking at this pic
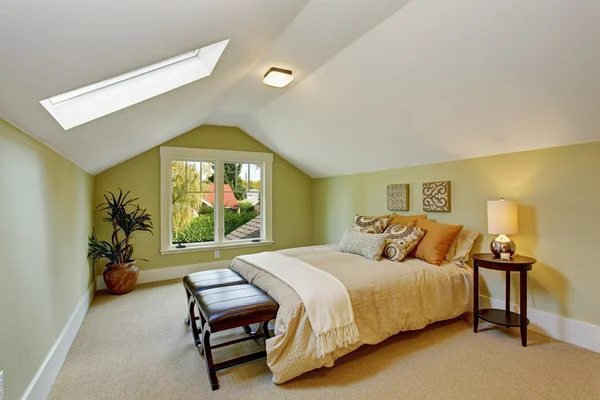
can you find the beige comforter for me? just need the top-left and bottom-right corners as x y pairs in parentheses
(229, 244), (473, 384)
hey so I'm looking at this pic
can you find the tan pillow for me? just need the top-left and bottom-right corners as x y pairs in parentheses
(411, 219), (463, 266)
(351, 215), (391, 234)
(445, 228), (480, 263)
(383, 224), (427, 262)
(389, 213), (427, 227)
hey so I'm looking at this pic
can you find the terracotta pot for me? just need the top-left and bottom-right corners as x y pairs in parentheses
(103, 261), (139, 295)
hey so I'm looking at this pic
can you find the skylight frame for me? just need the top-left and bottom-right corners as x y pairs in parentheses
(40, 39), (229, 130)
(48, 49), (201, 105)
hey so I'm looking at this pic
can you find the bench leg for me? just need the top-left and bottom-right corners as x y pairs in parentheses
(184, 287), (192, 325)
(262, 321), (271, 341)
(202, 322), (219, 391)
(190, 303), (202, 349)
(186, 294), (197, 326)
(243, 325), (257, 335)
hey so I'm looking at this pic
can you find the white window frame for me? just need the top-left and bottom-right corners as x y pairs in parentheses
(160, 146), (273, 254)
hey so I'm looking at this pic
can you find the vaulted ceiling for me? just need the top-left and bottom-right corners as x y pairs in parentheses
(1, 0), (599, 177)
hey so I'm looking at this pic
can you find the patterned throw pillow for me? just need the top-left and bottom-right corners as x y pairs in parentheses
(338, 229), (387, 261)
(383, 224), (427, 262)
(351, 215), (391, 234)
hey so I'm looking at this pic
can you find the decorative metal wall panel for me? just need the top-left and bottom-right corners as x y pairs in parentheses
(422, 181), (451, 212)
(387, 184), (409, 211)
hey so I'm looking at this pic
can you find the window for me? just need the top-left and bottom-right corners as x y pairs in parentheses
(40, 39), (229, 130)
(160, 147), (273, 254)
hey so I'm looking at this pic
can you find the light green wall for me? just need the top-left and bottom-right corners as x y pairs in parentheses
(313, 142), (600, 326)
(93, 125), (313, 271)
(0, 119), (94, 400)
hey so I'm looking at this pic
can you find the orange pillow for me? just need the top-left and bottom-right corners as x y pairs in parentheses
(389, 213), (427, 227)
(411, 219), (463, 266)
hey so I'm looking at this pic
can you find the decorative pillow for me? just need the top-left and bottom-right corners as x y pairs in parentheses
(445, 228), (480, 263)
(410, 219), (463, 266)
(351, 215), (391, 234)
(389, 213), (427, 227)
(338, 229), (386, 261)
(382, 224), (427, 262)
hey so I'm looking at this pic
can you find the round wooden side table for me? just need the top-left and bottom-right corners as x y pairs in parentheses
(472, 253), (537, 347)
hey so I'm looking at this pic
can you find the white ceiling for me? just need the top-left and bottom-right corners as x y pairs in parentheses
(1, 0), (600, 177)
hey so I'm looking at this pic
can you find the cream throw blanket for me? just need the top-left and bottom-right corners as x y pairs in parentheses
(237, 252), (360, 358)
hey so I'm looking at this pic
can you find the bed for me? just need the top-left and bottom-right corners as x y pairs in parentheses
(229, 244), (473, 384)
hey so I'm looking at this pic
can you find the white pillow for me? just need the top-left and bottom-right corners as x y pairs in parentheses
(445, 228), (480, 263)
(338, 229), (386, 261)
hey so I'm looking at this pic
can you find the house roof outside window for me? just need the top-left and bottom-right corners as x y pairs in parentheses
(201, 184), (239, 208)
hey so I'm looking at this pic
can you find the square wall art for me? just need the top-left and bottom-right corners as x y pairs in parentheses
(387, 184), (409, 211)
(422, 181), (451, 212)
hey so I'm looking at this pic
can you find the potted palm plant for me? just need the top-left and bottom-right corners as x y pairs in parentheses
(88, 189), (153, 295)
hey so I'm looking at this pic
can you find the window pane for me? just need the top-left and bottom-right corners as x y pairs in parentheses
(247, 163), (261, 203)
(224, 162), (262, 242)
(171, 160), (215, 244)
(223, 162), (247, 193)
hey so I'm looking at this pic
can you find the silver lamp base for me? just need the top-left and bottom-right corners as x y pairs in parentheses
(490, 235), (516, 258)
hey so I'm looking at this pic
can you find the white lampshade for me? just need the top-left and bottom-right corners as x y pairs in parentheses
(263, 67), (293, 88)
(487, 199), (518, 235)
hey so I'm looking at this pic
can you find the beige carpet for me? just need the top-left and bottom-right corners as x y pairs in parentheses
(49, 279), (600, 400)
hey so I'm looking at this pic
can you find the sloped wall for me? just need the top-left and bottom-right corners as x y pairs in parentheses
(0, 119), (94, 400)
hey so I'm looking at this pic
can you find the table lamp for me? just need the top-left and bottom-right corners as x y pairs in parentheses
(487, 198), (518, 259)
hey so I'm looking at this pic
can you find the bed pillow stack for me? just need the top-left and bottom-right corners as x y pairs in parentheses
(345, 213), (472, 266)
(346, 214), (428, 262)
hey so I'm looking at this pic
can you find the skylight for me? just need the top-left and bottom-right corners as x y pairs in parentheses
(40, 39), (230, 130)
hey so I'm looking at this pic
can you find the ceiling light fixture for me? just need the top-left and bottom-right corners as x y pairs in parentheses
(263, 67), (293, 88)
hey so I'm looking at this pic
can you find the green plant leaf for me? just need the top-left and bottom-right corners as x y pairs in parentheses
(89, 189), (153, 268)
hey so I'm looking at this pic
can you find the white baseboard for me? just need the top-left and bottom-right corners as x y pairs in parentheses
(479, 295), (600, 353)
(21, 283), (94, 400)
(95, 260), (232, 291)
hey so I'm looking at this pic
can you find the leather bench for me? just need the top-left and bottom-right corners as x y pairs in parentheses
(183, 269), (250, 345)
(193, 284), (278, 390)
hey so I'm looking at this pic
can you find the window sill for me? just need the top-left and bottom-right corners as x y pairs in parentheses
(160, 240), (274, 255)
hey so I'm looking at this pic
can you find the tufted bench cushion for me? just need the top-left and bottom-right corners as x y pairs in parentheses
(194, 284), (278, 332)
(183, 269), (247, 296)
